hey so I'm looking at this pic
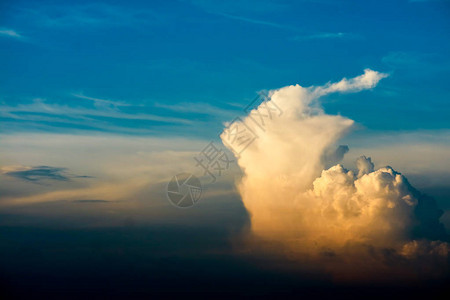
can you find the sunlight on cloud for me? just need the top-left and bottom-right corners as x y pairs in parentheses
(220, 69), (448, 282)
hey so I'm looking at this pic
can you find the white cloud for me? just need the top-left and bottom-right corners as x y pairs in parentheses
(72, 93), (132, 107)
(0, 28), (23, 39)
(219, 69), (447, 278)
(188, 0), (293, 30)
(292, 32), (361, 41)
(313, 68), (389, 96)
(214, 12), (298, 30)
(155, 102), (240, 119)
(0, 98), (192, 129)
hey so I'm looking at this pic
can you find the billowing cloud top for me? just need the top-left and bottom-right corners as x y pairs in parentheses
(220, 69), (447, 277)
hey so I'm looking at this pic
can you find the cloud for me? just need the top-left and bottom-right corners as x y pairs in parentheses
(16, 3), (159, 28)
(187, 0), (297, 30)
(0, 134), (208, 206)
(0, 97), (192, 133)
(214, 12), (298, 30)
(155, 102), (240, 119)
(72, 93), (132, 108)
(292, 32), (361, 41)
(0, 28), (23, 39)
(401, 240), (449, 258)
(2, 166), (69, 182)
(72, 199), (111, 203)
(1, 165), (92, 183)
(220, 69), (448, 280)
(356, 155), (374, 177)
(323, 145), (349, 168)
(340, 129), (450, 184)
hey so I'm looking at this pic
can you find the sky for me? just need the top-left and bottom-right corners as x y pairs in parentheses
(1, 0), (449, 136)
(1, 0), (450, 297)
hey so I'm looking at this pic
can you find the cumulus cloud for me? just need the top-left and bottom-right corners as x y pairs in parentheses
(220, 69), (448, 280)
(323, 145), (349, 168)
(356, 155), (374, 177)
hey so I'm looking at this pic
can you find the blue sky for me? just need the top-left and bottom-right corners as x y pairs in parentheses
(1, 0), (449, 137)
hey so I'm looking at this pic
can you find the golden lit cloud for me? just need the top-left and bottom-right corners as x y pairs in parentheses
(220, 70), (448, 281)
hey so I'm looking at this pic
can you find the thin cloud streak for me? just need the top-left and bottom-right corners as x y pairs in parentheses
(72, 93), (133, 107)
(1, 165), (92, 183)
(215, 12), (299, 30)
(0, 28), (23, 39)
(155, 102), (241, 118)
(292, 32), (361, 41)
(0, 98), (192, 125)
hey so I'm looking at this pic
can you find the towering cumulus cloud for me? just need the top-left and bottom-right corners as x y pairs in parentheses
(221, 69), (448, 280)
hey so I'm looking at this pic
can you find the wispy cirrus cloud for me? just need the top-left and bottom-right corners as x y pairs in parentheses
(214, 12), (298, 30)
(0, 96), (193, 134)
(188, 0), (358, 37)
(72, 93), (133, 108)
(292, 32), (361, 41)
(0, 97), (191, 124)
(1, 165), (92, 183)
(155, 102), (241, 119)
(0, 28), (24, 39)
(186, 0), (298, 30)
(73, 199), (111, 203)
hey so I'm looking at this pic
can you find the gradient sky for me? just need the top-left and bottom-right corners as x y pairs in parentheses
(1, 0), (450, 297)
(1, 0), (449, 137)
